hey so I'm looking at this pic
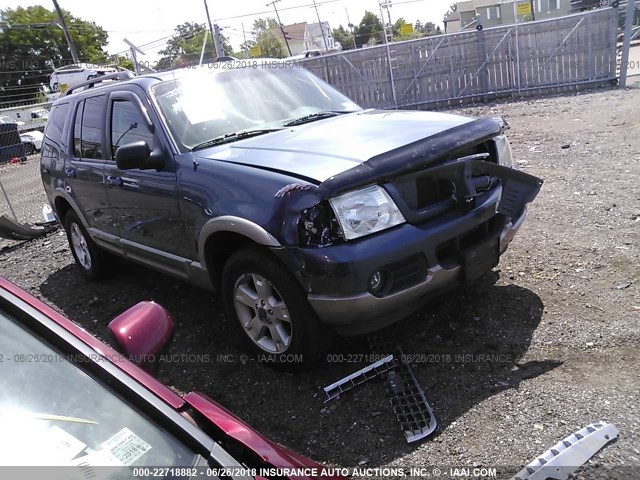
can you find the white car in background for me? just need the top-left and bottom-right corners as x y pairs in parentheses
(0, 115), (25, 126)
(30, 108), (49, 120)
(19, 130), (44, 155)
(49, 63), (118, 93)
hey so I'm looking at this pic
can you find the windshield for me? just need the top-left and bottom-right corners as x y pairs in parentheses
(152, 65), (361, 150)
(0, 309), (200, 474)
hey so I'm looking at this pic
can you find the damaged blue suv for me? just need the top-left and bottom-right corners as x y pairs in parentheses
(40, 63), (542, 367)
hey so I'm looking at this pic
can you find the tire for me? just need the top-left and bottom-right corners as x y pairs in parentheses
(221, 246), (331, 371)
(63, 211), (110, 280)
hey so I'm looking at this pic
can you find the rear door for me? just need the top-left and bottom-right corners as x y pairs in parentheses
(103, 86), (191, 273)
(65, 94), (119, 237)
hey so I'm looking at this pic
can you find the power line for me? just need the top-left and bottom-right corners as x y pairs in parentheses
(212, 0), (340, 22)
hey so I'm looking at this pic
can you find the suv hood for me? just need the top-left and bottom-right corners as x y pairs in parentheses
(195, 110), (474, 183)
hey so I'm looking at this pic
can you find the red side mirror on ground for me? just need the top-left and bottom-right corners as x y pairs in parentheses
(108, 301), (174, 374)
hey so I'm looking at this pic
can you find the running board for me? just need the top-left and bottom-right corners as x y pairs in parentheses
(510, 421), (619, 480)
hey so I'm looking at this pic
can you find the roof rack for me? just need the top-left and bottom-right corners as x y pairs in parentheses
(64, 71), (136, 96)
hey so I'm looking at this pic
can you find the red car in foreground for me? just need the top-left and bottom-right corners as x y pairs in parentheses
(0, 277), (341, 479)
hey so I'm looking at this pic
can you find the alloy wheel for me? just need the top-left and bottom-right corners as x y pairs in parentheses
(70, 223), (92, 271)
(232, 273), (292, 353)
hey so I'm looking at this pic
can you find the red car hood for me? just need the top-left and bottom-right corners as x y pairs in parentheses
(184, 392), (344, 479)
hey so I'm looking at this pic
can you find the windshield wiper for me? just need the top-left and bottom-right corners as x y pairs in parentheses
(282, 111), (354, 127)
(191, 129), (281, 151)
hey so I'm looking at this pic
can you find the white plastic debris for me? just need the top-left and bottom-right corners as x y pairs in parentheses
(42, 204), (55, 223)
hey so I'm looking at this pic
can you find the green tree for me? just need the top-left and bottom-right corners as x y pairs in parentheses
(156, 22), (233, 70)
(353, 11), (383, 47)
(105, 55), (135, 72)
(391, 18), (425, 42)
(421, 21), (439, 36)
(249, 18), (286, 58)
(332, 25), (355, 50)
(392, 17), (405, 37)
(0, 6), (108, 104)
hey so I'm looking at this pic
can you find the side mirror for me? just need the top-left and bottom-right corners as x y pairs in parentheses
(115, 141), (164, 170)
(108, 301), (175, 374)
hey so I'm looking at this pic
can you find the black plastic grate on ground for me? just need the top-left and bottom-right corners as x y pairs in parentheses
(387, 359), (437, 442)
(322, 354), (398, 403)
(368, 334), (438, 443)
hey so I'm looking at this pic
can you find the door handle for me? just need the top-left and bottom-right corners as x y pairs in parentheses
(64, 167), (76, 178)
(106, 175), (123, 187)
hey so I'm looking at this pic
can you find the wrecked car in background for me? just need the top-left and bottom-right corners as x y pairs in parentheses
(40, 61), (543, 368)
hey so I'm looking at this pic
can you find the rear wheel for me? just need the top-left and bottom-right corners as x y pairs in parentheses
(221, 246), (331, 371)
(64, 211), (110, 280)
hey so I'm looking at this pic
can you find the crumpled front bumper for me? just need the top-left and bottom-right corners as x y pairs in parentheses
(305, 208), (527, 335)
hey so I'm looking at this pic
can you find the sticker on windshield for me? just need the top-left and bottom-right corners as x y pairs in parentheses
(100, 428), (151, 466)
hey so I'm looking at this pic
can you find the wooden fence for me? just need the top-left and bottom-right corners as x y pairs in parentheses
(297, 8), (619, 109)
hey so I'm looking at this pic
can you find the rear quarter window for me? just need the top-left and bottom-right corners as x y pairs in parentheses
(44, 103), (69, 142)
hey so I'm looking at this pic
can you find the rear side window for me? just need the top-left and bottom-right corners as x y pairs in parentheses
(110, 100), (154, 158)
(80, 96), (106, 159)
(44, 103), (69, 141)
(73, 101), (84, 158)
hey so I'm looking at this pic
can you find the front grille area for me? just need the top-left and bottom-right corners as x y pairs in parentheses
(436, 215), (505, 266)
(393, 140), (499, 216)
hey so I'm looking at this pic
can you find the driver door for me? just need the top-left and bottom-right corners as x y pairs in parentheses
(103, 86), (192, 273)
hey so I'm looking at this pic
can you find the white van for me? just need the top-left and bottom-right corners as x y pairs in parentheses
(49, 64), (118, 93)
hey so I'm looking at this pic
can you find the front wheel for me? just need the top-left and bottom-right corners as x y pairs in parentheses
(64, 211), (110, 280)
(221, 246), (331, 370)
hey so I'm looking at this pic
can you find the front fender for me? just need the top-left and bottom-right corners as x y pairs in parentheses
(196, 215), (281, 268)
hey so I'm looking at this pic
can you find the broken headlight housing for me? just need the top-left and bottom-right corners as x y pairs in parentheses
(329, 185), (405, 241)
(494, 134), (513, 168)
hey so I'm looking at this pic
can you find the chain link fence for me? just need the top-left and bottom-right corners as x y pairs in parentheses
(0, 154), (54, 249)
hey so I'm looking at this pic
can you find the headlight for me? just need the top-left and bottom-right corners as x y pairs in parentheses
(329, 185), (405, 240)
(494, 134), (513, 168)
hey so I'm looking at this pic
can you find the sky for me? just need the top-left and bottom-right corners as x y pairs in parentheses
(0, 0), (454, 62)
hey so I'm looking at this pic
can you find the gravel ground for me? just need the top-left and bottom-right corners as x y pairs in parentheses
(1, 80), (639, 479)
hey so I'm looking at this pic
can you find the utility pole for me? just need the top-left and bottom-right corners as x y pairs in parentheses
(213, 24), (224, 58)
(345, 7), (357, 49)
(312, 0), (330, 53)
(203, 0), (216, 58)
(380, 0), (393, 33)
(620, 0), (637, 87)
(123, 38), (145, 74)
(267, 0), (292, 57)
(378, 1), (397, 108)
(51, 0), (79, 63)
